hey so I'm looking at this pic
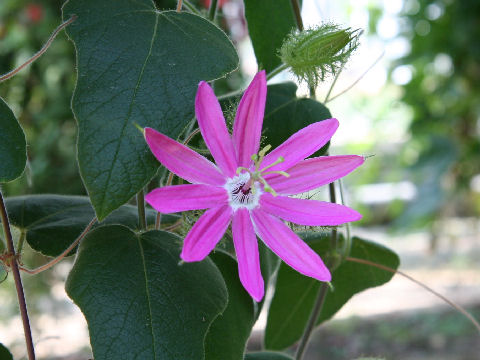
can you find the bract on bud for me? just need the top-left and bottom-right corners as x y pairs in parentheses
(279, 24), (361, 88)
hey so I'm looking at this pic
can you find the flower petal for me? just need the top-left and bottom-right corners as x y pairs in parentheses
(250, 209), (331, 281)
(196, 82), (237, 177)
(145, 184), (228, 213)
(260, 193), (362, 226)
(145, 127), (225, 186)
(180, 205), (232, 262)
(232, 209), (264, 302)
(266, 155), (365, 195)
(233, 71), (267, 167)
(261, 118), (339, 173)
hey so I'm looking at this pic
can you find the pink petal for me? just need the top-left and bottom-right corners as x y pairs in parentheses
(260, 193), (362, 226)
(250, 209), (331, 281)
(180, 205), (232, 262)
(232, 71), (267, 167)
(261, 118), (339, 173)
(145, 184), (228, 213)
(196, 82), (237, 177)
(266, 155), (364, 195)
(145, 127), (225, 186)
(232, 209), (264, 302)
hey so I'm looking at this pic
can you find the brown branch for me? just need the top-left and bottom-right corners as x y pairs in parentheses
(0, 190), (36, 360)
(346, 256), (480, 334)
(0, 15), (77, 82)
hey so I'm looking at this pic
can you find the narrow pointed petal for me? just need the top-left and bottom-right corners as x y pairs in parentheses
(145, 184), (228, 213)
(265, 155), (365, 195)
(261, 118), (339, 173)
(196, 82), (237, 177)
(232, 71), (267, 167)
(260, 193), (362, 226)
(145, 127), (225, 186)
(181, 205), (232, 262)
(251, 210), (331, 281)
(232, 209), (264, 302)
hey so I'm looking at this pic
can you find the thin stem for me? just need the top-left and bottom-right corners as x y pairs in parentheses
(208, 0), (218, 21)
(324, 61), (346, 103)
(137, 189), (147, 231)
(0, 16), (76, 83)
(0, 190), (36, 360)
(17, 230), (26, 254)
(183, 0), (203, 16)
(338, 178), (352, 259)
(266, 63), (289, 80)
(176, 0), (183, 12)
(290, 0), (304, 31)
(295, 282), (329, 359)
(326, 51), (384, 103)
(19, 217), (96, 275)
(346, 256), (480, 334)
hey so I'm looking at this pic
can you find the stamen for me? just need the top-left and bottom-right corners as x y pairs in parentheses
(260, 156), (285, 172)
(262, 170), (290, 178)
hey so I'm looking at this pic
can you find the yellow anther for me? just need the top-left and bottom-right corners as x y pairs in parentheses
(259, 144), (272, 157)
(251, 154), (258, 162)
(260, 156), (285, 172)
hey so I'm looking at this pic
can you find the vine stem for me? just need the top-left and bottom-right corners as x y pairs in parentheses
(0, 190), (36, 360)
(289, 0), (304, 31)
(176, 0), (183, 12)
(346, 256), (480, 334)
(0, 15), (76, 83)
(19, 217), (97, 275)
(208, 0), (218, 21)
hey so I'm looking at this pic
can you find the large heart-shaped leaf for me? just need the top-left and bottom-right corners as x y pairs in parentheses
(263, 82), (332, 155)
(0, 343), (13, 360)
(66, 225), (228, 360)
(62, 0), (238, 220)
(244, 0), (296, 73)
(204, 252), (255, 360)
(265, 235), (400, 350)
(0, 98), (26, 183)
(4, 195), (178, 257)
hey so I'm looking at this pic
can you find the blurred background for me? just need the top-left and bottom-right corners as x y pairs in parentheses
(0, 0), (479, 359)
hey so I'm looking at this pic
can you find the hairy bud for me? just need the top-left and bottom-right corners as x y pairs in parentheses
(280, 24), (361, 88)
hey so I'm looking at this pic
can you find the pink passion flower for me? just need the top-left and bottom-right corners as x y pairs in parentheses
(144, 71), (363, 302)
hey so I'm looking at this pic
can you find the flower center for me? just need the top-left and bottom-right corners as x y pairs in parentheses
(225, 172), (262, 211)
(225, 145), (291, 211)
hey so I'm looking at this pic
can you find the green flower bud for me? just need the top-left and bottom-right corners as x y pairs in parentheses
(279, 24), (361, 88)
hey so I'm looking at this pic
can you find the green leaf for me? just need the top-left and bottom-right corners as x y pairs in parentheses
(245, 352), (294, 360)
(263, 82), (332, 155)
(204, 252), (255, 360)
(244, 0), (296, 72)
(4, 194), (178, 257)
(62, 0), (238, 220)
(0, 98), (26, 183)
(0, 343), (13, 360)
(66, 225), (228, 360)
(265, 235), (400, 350)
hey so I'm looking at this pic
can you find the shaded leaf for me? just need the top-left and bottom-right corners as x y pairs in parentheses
(244, 0), (296, 72)
(66, 225), (228, 360)
(0, 343), (13, 360)
(265, 235), (399, 350)
(0, 98), (26, 183)
(4, 194), (178, 257)
(205, 251), (255, 360)
(263, 82), (332, 155)
(245, 352), (294, 360)
(63, 0), (238, 220)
